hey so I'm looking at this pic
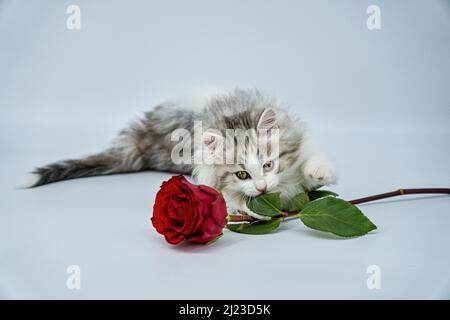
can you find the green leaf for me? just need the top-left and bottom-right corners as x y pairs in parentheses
(246, 192), (282, 217)
(227, 218), (282, 235)
(308, 190), (338, 201)
(287, 192), (310, 211)
(299, 197), (377, 237)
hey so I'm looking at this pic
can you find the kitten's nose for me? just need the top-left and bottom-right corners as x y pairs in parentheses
(255, 180), (267, 193)
(256, 185), (267, 193)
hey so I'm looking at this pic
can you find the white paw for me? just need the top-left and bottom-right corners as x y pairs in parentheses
(233, 207), (271, 221)
(225, 194), (271, 221)
(303, 157), (336, 187)
(244, 210), (271, 221)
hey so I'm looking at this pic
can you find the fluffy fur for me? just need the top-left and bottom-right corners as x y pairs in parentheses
(25, 89), (336, 219)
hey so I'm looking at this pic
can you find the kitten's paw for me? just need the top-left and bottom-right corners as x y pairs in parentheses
(227, 198), (271, 221)
(235, 209), (271, 221)
(303, 156), (336, 187)
(241, 210), (271, 221)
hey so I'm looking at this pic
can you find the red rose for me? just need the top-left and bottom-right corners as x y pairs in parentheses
(151, 175), (227, 245)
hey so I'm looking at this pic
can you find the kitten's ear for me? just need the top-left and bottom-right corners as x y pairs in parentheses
(257, 108), (278, 130)
(202, 131), (224, 154)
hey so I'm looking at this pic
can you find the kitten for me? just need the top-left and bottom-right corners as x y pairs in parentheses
(21, 89), (336, 220)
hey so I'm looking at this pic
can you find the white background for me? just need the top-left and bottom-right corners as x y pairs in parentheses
(0, 0), (449, 299)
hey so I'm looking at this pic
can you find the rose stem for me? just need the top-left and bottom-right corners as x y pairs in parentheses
(227, 188), (450, 223)
(348, 188), (450, 205)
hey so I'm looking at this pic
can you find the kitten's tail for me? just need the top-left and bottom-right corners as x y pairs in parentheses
(19, 105), (196, 188)
(18, 146), (145, 188)
(18, 123), (152, 188)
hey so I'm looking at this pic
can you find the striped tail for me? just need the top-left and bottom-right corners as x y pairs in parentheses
(19, 147), (145, 188)
(19, 105), (197, 188)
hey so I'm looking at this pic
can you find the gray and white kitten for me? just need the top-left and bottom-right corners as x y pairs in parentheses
(22, 89), (336, 220)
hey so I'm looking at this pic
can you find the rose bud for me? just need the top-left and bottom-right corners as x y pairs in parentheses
(151, 175), (227, 245)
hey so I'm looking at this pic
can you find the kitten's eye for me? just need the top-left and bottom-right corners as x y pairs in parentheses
(263, 160), (274, 172)
(235, 171), (250, 180)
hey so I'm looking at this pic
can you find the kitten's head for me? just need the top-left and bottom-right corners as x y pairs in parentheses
(202, 107), (302, 198)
